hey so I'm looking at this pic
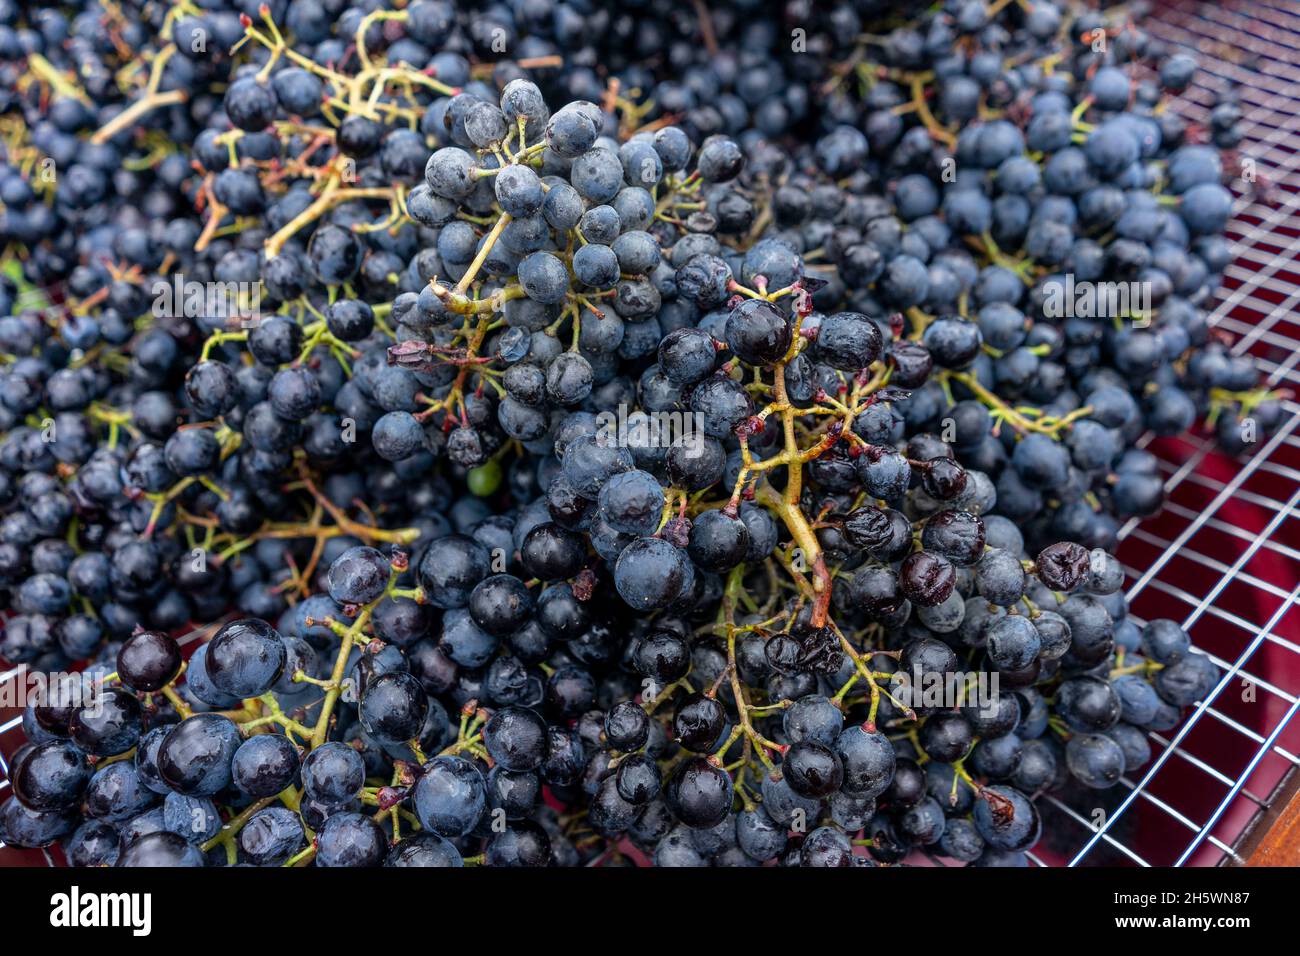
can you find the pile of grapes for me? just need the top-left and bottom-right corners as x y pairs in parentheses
(0, 0), (1265, 866)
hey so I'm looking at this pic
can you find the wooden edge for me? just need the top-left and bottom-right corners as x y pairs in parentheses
(1236, 765), (1300, 866)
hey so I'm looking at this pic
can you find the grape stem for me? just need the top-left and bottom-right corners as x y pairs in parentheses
(264, 165), (397, 259)
(91, 89), (188, 145)
(942, 369), (1094, 437)
(720, 566), (787, 773)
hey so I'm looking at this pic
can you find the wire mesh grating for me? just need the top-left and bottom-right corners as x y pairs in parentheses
(1045, 0), (1300, 867)
(2, 0), (1300, 867)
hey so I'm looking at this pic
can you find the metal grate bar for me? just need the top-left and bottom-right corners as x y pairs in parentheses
(1044, 794), (1154, 866)
(1126, 574), (1300, 676)
(1141, 499), (1300, 563)
(1147, 730), (1273, 802)
(1118, 778), (1245, 861)
(1173, 704), (1300, 771)
(1063, 0), (1300, 865)
(1072, 576), (1300, 864)
(1174, 685), (1300, 863)
(1153, 454), (1300, 519)
(1122, 425), (1300, 603)
(1126, 528), (1298, 603)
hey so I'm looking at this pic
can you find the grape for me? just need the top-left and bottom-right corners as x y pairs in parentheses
(414, 756), (487, 838)
(614, 537), (692, 611)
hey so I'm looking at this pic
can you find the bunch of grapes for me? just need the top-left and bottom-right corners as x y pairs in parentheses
(0, 0), (1252, 867)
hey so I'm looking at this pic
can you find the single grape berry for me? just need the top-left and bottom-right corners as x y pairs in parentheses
(725, 298), (792, 366)
(116, 630), (182, 693)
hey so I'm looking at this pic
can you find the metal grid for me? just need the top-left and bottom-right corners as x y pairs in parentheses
(1037, 0), (1300, 867)
(2, 0), (1300, 867)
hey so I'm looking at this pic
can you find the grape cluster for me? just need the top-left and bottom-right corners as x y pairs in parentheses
(0, 0), (1248, 867)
